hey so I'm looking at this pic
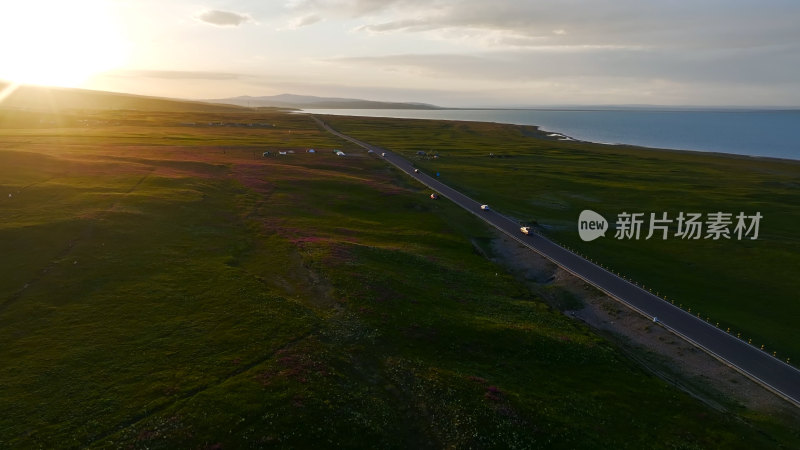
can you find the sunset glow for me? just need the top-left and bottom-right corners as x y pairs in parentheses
(1, 1), (799, 106)
(0, 0), (128, 87)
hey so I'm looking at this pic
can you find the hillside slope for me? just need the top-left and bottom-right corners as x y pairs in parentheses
(0, 82), (248, 113)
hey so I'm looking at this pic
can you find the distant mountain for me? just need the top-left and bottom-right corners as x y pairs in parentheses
(205, 94), (442, 110)
(0, 83), (441, 113)
(0, 82), (248, 113)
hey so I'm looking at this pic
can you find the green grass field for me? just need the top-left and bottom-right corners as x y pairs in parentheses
(1, 108), (798, 448)
(321, 114), (800, 363)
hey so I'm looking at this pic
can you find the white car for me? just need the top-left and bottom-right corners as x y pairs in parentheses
(520, 226), (531, 235)
(381, 152), (386, 157)
(414, 169), (419, 173)
(480, 204), (490, 211)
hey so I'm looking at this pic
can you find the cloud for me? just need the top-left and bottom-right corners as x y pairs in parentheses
(358, 18), (430, 33)
(286, 0), (434, 21)
(328, 44), (800, 85)
(196, 9), (252, 27)
(299, 0), (800, 105)
(292, 0), (800, 52)
(108, 70), (243, 81)
(100, 0), (800, 107)
(286, 14), (323, 29)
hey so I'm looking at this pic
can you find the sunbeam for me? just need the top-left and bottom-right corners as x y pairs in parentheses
(0, 1), (128, 88)
(0, 81), (20, 104)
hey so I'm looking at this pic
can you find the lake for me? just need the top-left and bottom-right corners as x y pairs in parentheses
(302, 108), (800, 161)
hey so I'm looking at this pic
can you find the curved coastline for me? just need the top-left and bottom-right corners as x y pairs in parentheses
(301, 108), (800, 163)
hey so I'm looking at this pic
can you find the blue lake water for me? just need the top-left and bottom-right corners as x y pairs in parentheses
(302, 108), (800, 161)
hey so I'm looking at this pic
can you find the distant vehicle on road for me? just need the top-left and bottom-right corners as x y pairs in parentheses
(430, 193), (439, 200)
(414, 169), (419, 173)
(367, 149), (374, 153)
(381, 152), (386, 157)
(520, 226), (531, 235)
(480, 204), (490, 211)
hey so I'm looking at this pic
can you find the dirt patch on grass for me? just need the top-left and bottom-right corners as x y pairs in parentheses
(490, 233), (800, 418)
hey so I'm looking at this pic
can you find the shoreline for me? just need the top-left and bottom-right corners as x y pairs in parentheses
(301, 108), (800, 164)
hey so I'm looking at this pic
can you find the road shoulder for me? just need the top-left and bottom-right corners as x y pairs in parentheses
(490, 231), (800, 419)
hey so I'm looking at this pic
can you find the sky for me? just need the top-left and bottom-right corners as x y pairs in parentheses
(1, 0), (800, 107)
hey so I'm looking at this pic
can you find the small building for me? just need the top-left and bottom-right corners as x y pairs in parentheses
(262, 151), (271, 157)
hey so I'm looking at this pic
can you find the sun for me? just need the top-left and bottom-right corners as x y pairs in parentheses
(0, 0), (129, 87)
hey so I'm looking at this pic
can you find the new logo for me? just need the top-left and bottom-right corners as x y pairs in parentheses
(578, 210), (608, 241)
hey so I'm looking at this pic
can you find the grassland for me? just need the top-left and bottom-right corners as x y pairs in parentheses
(321, 115), (800, 363)
(1, 107), (798, 448)
(1, 82), (250, 113)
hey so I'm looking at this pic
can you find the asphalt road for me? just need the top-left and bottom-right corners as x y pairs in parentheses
(312, 116), (800, 408)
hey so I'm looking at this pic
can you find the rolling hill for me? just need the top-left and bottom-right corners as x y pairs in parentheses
(205, 93), (442, 109)
(0, 82), (248, 113)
